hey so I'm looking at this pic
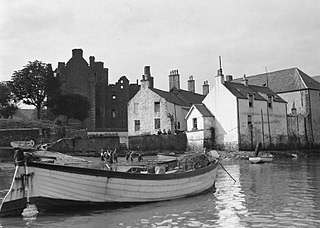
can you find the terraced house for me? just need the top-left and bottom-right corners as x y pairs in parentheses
(186, 67), (288, 151)
(233, 68), (320, 148)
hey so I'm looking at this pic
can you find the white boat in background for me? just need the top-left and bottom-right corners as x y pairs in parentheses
(249, 155), (274, 164)
(10, 140), (35, 149)
(0, 150), (218, 217)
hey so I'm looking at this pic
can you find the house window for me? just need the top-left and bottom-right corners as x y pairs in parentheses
(120, 85), (123, 89)
(248, 115), (252, 127)
(193, 118), (198, 129)
(120, 80), (123, 83)
(111, 109), (116, 118)
(134, 103), (139, 114)
(112, 95), (116, 100)
(135, 120), (140, 131)
(154, 102), (160, 113)
(248, 94), (253, 107)
(155, 118), (161, 129)
(268, 96), (272, 108)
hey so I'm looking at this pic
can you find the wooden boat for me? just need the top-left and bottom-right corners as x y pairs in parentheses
(0, 150), (218, 217)
(10, 140), (35, 149)
(249, 154), (274, 164)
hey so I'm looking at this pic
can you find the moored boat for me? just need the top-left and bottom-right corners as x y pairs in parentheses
(249, 155), (274, 164)
(0, 150), (218, 217)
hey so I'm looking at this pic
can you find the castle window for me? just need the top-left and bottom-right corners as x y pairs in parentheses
(96, 108), (100, 116)
(111, 109), (116, 118)
(193, 118), (197, 129)
(248, 115), (252, 127)
(154, 102), (160, 113)
(112, 95), (116, 100)
(248, 94), (253, 107)
(121, 85), (123, 89)
(155, 118), (160, 129)
(135, 120), (140, 131)
(120, 80), (123, 83)
(178, 122), (180, 129)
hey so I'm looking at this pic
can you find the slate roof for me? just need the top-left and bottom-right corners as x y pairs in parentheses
(224, 81), (286, 103)
(232, 68), (320, 93)
(313, 76), (320, 83)
(150, 87), (205, 106)
(193, 104), (213, 117)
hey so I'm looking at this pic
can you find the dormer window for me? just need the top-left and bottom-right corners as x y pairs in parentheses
(248, 94), (254, 107)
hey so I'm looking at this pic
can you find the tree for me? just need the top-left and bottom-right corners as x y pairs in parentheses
(0, 82), (18, 118)
(50, 94), (90, 123)
(9, 60), (60, 119)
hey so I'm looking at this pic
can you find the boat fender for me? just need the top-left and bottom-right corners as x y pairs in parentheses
(28, 140), (35, 147)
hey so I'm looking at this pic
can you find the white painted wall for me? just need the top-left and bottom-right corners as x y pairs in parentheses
(309, 90), (320, 145)
(128, 87), (191, 136)
(202, 75), (238, 149)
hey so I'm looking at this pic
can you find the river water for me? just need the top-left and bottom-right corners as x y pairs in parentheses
(0, 156), (320, 228)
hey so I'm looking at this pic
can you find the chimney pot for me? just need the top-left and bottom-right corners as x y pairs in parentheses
(226, 75), (233, 81)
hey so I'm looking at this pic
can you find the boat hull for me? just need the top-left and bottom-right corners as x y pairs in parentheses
(249, 156), (274, 164)
(0, 161), (218, 216)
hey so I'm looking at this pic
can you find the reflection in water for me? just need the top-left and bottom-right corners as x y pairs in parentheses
(215, 164), (247, 228)
(1, 157), (320, 227)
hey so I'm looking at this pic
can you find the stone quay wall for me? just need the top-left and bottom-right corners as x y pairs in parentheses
(128, 134), (187, 152)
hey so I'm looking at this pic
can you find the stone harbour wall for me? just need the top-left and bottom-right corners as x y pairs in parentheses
(129, 134), (187, 152)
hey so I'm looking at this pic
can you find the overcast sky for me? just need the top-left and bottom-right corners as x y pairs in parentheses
(1, 0), (320, 93)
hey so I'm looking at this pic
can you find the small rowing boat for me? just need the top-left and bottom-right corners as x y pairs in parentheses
(249, 154), (274, 164)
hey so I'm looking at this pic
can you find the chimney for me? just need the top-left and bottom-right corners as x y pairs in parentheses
(226, 75), (233, 81)
(202, 80), (209, 96)
(57, 62), (65, 71)
(169, 69), (180, 90)
(140, 66), (154, 89)
(188, 75), (195, 93)
(144, 66), (151, 78)
(89, 56), (95, 66)
(242, 74), (248, 86)
(72, 49), (83, 58)
(216, 56), (224, 84)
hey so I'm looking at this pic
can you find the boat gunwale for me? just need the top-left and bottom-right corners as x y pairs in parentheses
(27, 160), (218, 180)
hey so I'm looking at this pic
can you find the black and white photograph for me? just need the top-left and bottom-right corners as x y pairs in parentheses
(1, 0), (320, 227)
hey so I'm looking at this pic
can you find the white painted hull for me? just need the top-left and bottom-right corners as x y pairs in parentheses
(0, 160), (218, 216)
(249, 155), (274, 164)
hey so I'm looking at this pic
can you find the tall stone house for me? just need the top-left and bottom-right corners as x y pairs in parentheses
(233, 68), (320, 147)
(128, 66), (205, 136)
(56, 49), (139, 131)
(186, 67), (288, 151)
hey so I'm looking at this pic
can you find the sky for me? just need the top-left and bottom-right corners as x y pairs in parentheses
(1, 0), (320, 94)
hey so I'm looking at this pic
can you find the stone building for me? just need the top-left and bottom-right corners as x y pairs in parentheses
(56, 49), (139, 131)
(186, 67), (288, 151)
(128, 66), (205, 136)
(233, 68), (320, 147)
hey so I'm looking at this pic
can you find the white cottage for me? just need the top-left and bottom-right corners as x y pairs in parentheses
(128, 66), (205, 136)
(186, 67), (288, 151)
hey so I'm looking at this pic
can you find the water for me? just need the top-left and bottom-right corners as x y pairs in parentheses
(1, 156), (320, 227)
